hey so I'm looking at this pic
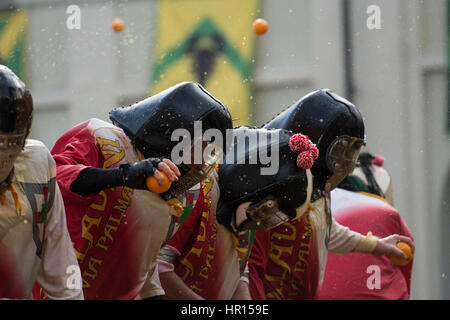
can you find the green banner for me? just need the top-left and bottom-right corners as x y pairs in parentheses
(151, 0), (260, 127)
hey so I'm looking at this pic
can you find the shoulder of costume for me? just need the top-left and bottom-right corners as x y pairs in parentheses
(15, 139), (55, 182)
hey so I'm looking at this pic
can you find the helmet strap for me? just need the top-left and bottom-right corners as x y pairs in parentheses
(0, 168), (14, 192)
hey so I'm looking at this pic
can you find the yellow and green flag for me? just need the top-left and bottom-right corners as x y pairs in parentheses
(0, 11), (28, 81)
(151, 0), (260, 126)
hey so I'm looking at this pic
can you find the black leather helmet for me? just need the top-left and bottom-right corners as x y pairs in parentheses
(109, 81), (233, 159)
(264, 89), (365, 194)
(0, 65), (33, 138)
(217, 126), (312, 232)
(110, 82), (233, 195)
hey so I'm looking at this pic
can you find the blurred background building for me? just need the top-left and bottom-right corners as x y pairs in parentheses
(1, 0), (448, 299)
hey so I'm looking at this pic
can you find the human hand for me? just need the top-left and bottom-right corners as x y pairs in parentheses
(154, 158), (181, 185)
(372, 234), (414, 261)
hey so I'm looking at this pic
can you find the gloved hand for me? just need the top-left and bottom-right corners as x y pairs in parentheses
(120, 158), (181, 190)
(120, 158), (161, 190)
(71, 158), (181, 196)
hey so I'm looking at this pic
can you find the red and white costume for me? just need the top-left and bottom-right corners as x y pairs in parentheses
(51, 118), (175, 299)
(157, 170), (244, 299)
(0, 139), (83, 300)
(249, 192), (378, 299)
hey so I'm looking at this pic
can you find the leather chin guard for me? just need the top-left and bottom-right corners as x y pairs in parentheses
(239, 196), (289, 231)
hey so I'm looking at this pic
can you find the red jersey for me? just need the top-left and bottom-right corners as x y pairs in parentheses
(249, 191), (378, 300)
(318, 188), (413, 300)
(158, 170), (245, 299)
(50, 118), (174, 299)
(249, 211), (322, 300)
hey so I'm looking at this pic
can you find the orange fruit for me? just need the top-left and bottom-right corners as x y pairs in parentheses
(146, 172), (172, 194)
(253, 18), (268, 35)
(389, 241), (413, 266)
(112, 18), (124, 33)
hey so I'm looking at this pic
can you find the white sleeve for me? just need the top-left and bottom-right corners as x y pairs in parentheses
(138, 245), (181, 299)
(36, 181), (84, 300)
(328, 218), (365, 255)
(328, 218), (379, 255)
(139, 262), (165, 299)
(239, 263), (250, 284)
(157, 244), (180, 274)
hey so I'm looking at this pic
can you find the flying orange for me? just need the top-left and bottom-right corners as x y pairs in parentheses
(112, 18), (124, 33)
(253, 18), (268, 35)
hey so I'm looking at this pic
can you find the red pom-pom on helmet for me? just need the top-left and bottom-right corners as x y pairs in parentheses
(289, 133), (318, 169)
(289, 134), (311, 153)
(373, 155), (384, 167)
(309, 143), (319, 160)
(297, 151), (315, 169)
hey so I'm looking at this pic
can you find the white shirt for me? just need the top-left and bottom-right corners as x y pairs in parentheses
(0, 139), (83, 299)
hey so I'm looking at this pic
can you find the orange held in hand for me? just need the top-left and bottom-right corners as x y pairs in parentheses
(112, 18), (124, 33)
(146, 172), (172, 194)
(253, 18), (268, 35)
(389, 241), (413, 266)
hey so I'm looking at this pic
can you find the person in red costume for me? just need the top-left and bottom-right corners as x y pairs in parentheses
(158, 127), (315, 299)
(248, 89), (414, 300)
(318, 152), (414, 300)
(48, 82), (233, 300)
